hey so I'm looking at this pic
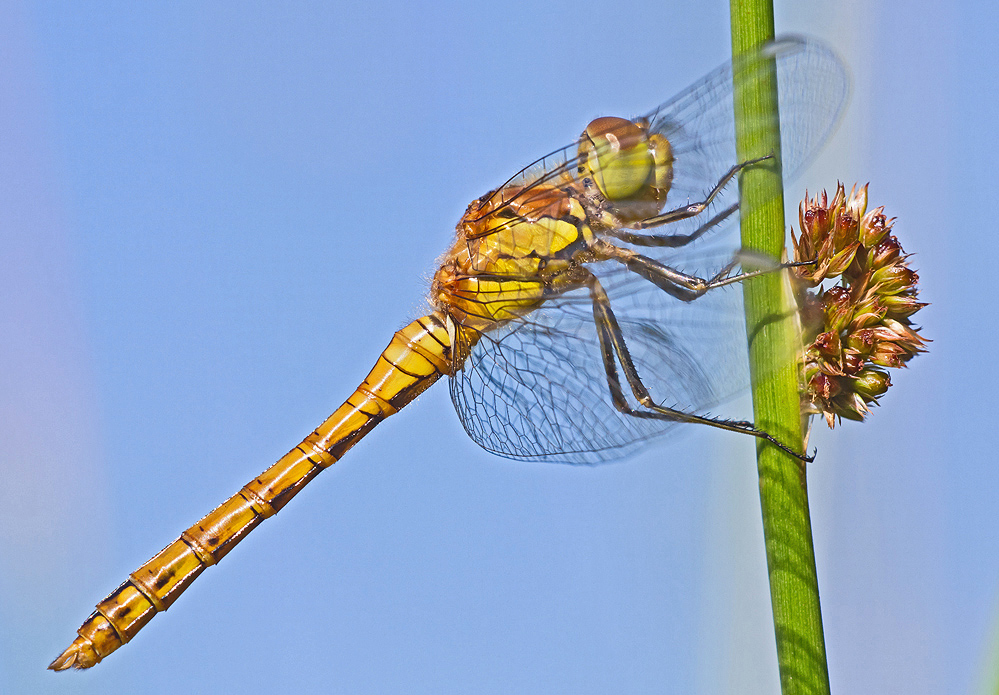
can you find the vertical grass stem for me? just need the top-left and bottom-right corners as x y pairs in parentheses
(729, 4), (831, 693)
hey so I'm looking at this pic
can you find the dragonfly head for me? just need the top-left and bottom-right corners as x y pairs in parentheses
(578, 116), (673, 222)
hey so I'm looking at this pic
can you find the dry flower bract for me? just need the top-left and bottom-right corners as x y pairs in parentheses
(790, 183), (927, 427)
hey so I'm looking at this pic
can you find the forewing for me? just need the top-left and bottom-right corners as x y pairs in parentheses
(449, 37), (847, 463)
(642, 35), (850, 240)
(449, 259), (752, 464)
(477, 36), (848, 243)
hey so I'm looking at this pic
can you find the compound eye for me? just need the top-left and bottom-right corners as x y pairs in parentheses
(580, 117), (653, 201)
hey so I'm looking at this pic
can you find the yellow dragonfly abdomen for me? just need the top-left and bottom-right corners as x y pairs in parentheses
(49, 313), (454, 669)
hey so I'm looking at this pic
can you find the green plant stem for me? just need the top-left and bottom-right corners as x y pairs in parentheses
(728, 4), (830, 694)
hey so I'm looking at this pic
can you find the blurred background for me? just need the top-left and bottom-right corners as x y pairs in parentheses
(0, 0), (985, 692)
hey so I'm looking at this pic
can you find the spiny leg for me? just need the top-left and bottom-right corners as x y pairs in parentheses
(587, 275), (812, 462)
(599, 154), (772, 248)
(637, 154), (773, 230)
(597, 241), (814, 302)
(604, 203), (738, 248)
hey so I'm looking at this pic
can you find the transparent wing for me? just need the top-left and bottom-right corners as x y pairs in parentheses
(642, 35), (849, 239)
(449, 36), (848, 463)
(477, 36), (849, 242)
(449, 258), (752, 464)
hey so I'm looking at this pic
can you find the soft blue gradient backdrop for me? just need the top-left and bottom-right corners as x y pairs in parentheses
(0, 1), (987, 693)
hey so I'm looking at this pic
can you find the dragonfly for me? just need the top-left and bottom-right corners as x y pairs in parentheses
(51, 35), (848, 670)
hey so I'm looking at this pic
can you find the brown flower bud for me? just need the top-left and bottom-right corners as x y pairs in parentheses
(826, 242), (861, 278)
(814, 330), (842, 358)
(871, 265), (917, 295)
(833, 211), (859, 249)
(871, 236), (903, 267)
(881, 293), (926, 319)
(850, 295), (887, 329)
(870, 341), (908, 368)
(860, 207), (891, 246)
(822, 286), (853, 332)
(845, 183), (868, 218)
(810, 373), (839, 399)
(846, 328), (876, 354)
(841, 351), (865, 375)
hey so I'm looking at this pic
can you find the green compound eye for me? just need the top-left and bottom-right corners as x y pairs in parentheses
(581, 116), (654, 201)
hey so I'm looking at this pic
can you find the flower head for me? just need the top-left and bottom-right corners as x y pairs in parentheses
(791, 184), (927, 427)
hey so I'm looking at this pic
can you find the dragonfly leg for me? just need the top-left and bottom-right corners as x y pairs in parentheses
(598, 153), (772, 248)
(598, 242), (806, 303)
(638, 154), (773, 230)
(588, 275), (812, 462)
(604, 203), (739, 248)
(638, 154), (774, 229)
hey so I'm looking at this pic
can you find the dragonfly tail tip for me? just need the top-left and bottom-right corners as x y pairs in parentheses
(48, 635), (99, 671)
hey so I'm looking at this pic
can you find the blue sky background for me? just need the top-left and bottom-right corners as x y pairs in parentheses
(0, 1), (990, 693)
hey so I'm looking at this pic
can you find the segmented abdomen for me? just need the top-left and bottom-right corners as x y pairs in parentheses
(50, 312), (454, 670)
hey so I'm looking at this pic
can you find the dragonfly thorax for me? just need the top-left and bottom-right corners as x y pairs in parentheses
(430, 184), (595, 333)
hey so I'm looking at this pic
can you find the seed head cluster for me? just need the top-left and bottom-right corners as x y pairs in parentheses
(790, 183), (927, 427)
